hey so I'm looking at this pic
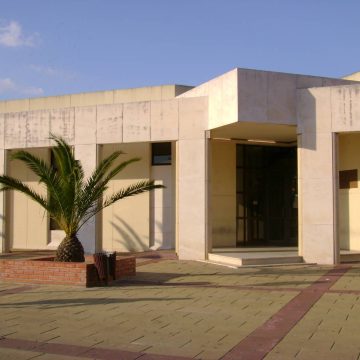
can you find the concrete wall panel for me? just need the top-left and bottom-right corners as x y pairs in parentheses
(75, 106), (97, 145)
(178, 97), (208, 139)
(4, 112), (27, 149)
(331, 86), (360, 132)
(178, 69), (238, 129)
(3, 99), (30, 113)
(49, 108), (75, 144)
(123, 102), (150, 142)
(150, 100), (179, 141)
(267, 72), (297, 124)
(0, 114), (4, 149)
(0, 150), (5, 252)
(177, 139), (207, 259)
(238, 70), (268, 123)
(71, 91), (113, 107)
(96, 104), (123, 144)
(27, 110), (50, 147)
(302, 223), (335, 264)
(29, 96), (71, 111)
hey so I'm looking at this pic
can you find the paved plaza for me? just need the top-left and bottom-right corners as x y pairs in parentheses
(0, 259), (360, 359)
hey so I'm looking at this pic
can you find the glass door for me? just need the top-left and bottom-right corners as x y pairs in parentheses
(236, 144), (297, 247)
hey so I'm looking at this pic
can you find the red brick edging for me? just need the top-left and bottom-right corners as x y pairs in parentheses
(0, 256), (136, 287)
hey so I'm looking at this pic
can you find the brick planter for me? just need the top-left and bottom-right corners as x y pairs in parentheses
(0, 255), (135, 287)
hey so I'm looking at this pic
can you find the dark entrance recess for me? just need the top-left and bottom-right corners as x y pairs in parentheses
(236, 144), (298, 247)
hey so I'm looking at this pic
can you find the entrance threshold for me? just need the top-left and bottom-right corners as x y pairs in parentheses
(340, 250), (360, 263)
(208, 247), (302, 267)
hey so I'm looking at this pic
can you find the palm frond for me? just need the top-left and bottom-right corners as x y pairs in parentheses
(0, 175), (49, 210)
(12, 150), (65, 215)
(3, 134), (165, 241)
(76, 156), (141, 222)
(103, 180), (164, 207)
(77, 181), (164, 230)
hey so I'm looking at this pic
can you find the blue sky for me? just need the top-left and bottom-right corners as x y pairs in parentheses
(0, 0), (360, 100)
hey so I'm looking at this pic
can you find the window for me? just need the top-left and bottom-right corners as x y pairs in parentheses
(152, 142), (172, 165)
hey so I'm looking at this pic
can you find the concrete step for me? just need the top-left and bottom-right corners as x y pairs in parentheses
(208, 253), (304, 267)
(340, 252), (360, 263)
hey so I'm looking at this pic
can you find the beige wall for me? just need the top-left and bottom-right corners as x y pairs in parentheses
(338, 133), (360, 251)
(150, 163), (175, 249)
(7, 148), (49, 250)
(0, 95), (207, 256)
(100, 143), (151, 252)
(2, 68), (359, 261)
(210, 140), (236, 247)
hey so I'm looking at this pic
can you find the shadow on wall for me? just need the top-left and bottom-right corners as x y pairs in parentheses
(0, 213), (4, 239)
(111, 215), (149, 252)
(339, 190), (350, 250)
(150, 219), (169, 250)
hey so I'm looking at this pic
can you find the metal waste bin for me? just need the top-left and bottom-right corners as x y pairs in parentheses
(93, 251), (116, 285)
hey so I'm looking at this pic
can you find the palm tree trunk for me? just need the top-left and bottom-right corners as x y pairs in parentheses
(54, 235), (85, 262)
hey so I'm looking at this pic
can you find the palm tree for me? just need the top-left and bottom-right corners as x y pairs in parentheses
(0, 134), (164, 262)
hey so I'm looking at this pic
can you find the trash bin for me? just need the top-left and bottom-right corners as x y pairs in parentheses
(108, 251), (117, 280)
(93, 252), (116, 285)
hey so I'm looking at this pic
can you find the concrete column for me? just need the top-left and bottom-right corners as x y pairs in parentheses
(333, 133), (340, 264)
(74, 144), (98, 254)
(177, 138), (207, 260)
(298, 132), (337, 264)
(298, 88), (338, 265)
(176, 97), (208, 260)
(0, 149), (5, 253)
(205, 132), (212, 257)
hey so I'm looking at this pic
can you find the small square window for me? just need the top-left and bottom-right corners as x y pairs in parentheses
(339, 169), (358, 189)
(152, 142), (171, 165)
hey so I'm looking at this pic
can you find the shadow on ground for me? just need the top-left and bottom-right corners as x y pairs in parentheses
(0, 296), (192, 309)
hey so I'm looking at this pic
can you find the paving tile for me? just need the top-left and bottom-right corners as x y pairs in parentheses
(0, 260), (357, 359)
(0, 348), (43, 360)
(266, 292), (360, 360)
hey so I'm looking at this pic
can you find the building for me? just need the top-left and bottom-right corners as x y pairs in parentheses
(0, 67), (359, 265)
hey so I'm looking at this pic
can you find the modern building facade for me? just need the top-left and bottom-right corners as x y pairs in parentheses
(0, 68), (359, 265)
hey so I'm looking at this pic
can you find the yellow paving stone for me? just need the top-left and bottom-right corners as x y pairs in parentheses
(0, 348), (43, 360)
(34, 355), (90, 360)
(0, 260), (356, 359)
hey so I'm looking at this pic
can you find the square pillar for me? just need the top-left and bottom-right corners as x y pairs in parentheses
(298, 132), (338, 264)
(0, 149), (5, 253)
(177, 138), (207, 260)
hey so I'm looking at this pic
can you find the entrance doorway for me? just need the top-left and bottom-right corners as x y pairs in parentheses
(236, 144), (297, 247)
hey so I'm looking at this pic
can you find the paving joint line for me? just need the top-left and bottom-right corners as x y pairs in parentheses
(0, 337), (191, 360)
(219, 265), (352, 360)
(0, 285), (38, 297)
(119, 278), (356, 294)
